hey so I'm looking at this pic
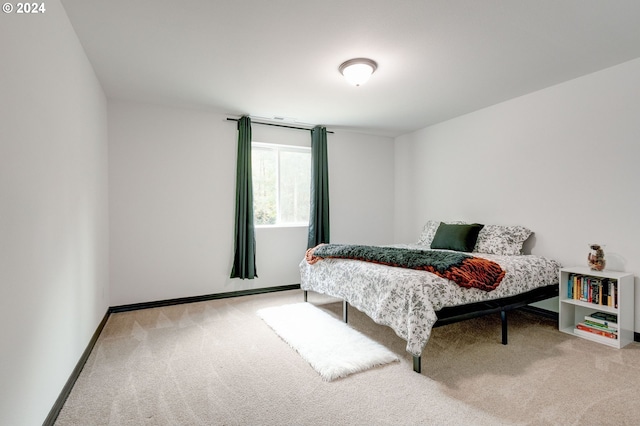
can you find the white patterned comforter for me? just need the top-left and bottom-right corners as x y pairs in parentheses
(299, 244), (561, 356)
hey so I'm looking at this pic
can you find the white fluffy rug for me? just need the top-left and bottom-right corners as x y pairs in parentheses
(257, 302), (399, 381)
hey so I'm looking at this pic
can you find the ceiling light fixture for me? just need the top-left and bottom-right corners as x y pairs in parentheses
(339, 58), (377, 86)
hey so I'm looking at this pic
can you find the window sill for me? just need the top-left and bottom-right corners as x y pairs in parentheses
(255, 224), (309, 229)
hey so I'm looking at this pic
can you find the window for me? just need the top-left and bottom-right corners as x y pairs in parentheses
(252, 142), (311, 226)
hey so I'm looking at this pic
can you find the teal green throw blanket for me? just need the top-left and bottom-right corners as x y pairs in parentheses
(305, 244), (505, 291)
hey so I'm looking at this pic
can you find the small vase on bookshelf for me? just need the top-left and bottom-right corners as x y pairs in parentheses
(587, 244), (606, 271)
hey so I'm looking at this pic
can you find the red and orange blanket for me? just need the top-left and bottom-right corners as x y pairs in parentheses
(305, 244), (505, 291)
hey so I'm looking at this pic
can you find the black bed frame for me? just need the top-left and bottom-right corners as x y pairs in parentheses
(303, 284), (558, 373)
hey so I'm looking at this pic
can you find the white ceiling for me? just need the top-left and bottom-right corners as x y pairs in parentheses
(60, 0), (640, 137)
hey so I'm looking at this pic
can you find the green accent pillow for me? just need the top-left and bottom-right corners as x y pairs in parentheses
(430, 222), (484, 252)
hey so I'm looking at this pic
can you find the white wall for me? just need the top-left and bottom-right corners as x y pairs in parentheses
(0, 1), (109, 424)
(395, 58), (640, 325)
(329, 131), (395, 245)
(108, 101), (395, 306)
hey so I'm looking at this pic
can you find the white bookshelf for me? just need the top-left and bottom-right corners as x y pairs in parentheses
(559, 266), (634, 348)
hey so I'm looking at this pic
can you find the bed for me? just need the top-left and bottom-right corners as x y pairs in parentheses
(299, 221), (561, 373)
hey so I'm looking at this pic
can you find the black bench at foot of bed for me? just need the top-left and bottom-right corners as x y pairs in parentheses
(303, 284), (559, 373)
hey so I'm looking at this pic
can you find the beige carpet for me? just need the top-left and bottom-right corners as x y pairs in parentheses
(55, 289), (640, 425)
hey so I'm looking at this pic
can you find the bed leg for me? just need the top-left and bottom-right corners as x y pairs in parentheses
(413, 356), (421, 373)
(501, 310), (508, 345)
(342, 300), (348, 323)
(303, 290), (308, 302)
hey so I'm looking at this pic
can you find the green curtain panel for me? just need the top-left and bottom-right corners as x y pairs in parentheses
(307, 126), (330, 249)
(230, 116), (257, 279)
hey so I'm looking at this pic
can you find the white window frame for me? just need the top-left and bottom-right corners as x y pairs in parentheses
(252, 142), (311, 228)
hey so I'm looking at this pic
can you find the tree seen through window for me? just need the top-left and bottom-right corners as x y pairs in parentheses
(252, 143), (310, 226)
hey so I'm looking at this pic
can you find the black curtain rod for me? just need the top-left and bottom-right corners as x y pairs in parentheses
(226, 117), (334, 133)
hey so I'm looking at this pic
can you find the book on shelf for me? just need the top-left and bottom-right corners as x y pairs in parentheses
(574, 328), (617, 343)
(566, 273), (617, 307)
(586, 312), (618, 329)
(575, 322), (618, 339)
(583, 319), (618, 333)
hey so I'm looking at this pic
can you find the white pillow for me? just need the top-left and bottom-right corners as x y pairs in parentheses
(473, 225), (532, 255)
(417, 220), (439, 246)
